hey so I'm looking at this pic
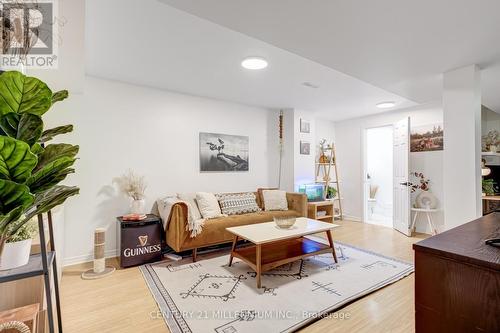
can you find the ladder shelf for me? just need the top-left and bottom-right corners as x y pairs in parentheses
(316, 142), (343, 220)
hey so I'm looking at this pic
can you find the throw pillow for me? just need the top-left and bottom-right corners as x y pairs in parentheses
(196, 192), (224, 219)
(257, 187), (278, 210)
(177, 193), (202, 220)
(216, 192), (261, 215)
(262, 190), (288, 211)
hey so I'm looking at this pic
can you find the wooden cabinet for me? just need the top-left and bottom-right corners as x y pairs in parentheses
(413, 213), (500, 332)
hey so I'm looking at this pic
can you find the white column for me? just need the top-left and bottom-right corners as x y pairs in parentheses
(443, 65), (482, 230)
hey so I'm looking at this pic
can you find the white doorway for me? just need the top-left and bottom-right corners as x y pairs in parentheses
(363, 126), (394, 227)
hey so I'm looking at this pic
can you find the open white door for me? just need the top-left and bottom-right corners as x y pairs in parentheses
(393, 117), (411, 236)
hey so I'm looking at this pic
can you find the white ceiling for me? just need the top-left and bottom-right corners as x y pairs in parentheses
(160, 0), (500, 112)
(85, 0), (417, 121)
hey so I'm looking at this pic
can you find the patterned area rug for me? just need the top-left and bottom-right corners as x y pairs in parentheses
(140, 237), (413, 333)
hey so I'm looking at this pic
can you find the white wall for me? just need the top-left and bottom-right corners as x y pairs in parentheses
(45, 76), (275, 265)
(334, 103), (444, 233)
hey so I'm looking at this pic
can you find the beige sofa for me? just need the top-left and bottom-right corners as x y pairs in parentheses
(164, 191), (307, 260)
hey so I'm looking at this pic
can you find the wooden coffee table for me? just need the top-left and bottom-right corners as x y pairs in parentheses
(226, 217), (339, 288)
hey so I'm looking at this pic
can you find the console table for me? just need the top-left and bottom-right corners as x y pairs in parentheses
(413, 213), (500, 332)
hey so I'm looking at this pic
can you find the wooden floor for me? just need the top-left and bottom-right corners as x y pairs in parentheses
(61, 220), (428, 333)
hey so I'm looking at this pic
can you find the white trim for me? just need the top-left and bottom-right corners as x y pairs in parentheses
(342, 214), (362, 222)
(63, 249), (117, 267)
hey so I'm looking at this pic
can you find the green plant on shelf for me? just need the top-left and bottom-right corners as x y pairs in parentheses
(482, 179), (496, 196)
(0, 71), (80, 261)
(6, 219), (37, 243)
(326, 186), (337, 199)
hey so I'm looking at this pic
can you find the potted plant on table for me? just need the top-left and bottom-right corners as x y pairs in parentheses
(0, 71), (80, 270)
(409, 172), (437, 209)
(114, 170), (147, 214)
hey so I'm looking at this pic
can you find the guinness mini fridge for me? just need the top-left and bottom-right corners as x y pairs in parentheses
(116, 214), (163, 268)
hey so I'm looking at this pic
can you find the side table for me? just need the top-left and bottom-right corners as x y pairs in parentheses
(116, 214), (163, 268)
(410, 208), (439, 235)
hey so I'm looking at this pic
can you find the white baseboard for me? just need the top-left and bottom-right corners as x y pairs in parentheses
(342, 214), (362, 222)
(63, 249), (118, 267)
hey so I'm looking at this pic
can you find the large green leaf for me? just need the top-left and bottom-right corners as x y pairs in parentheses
(40, 125), (73, 143)
(0, 179), (34, 215)
(27, 156), (75, 193)
(52, 90), (68, 104)
(31, 143), (44, 155)
(34, 144), (79, 172)
(33, 185), (79, 212)
(0, 113), (43, 146)
(8, 185), (79, 237)
(0, 136), (37, 183)
(0, 71), (52, 116)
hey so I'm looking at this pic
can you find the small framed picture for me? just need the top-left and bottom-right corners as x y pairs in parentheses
(300, 141), (310, 155)
(300, 118), (310, 133)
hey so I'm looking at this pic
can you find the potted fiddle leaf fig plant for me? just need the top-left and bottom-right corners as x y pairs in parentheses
(0, 70), (79, 270)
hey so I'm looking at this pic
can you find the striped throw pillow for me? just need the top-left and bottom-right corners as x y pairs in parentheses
(216, 193), (261, 215)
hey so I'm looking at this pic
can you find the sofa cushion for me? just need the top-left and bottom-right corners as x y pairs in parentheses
(196, 192), (224, 219)
(216, 192), (260, 215)
(257, 187), (278, 209)
(262, 190), (288, 211)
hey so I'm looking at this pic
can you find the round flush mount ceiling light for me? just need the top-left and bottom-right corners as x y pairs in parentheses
(241, 57), (268, 70)
(376, 101), (396, 109)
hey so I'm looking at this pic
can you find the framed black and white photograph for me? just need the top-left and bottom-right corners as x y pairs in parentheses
(199, 132), (249, 172)
(300, 118), (310, 133)
(300, 141), (311, 155)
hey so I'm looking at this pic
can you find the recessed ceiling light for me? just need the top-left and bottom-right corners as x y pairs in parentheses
(241, 57), (268, 70)
(376, 101), (396, 109)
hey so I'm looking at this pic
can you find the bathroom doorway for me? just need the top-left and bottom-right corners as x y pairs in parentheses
(363, 125), (394, 227)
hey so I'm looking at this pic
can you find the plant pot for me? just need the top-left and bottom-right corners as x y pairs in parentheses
(0, 239), (32, 271)
(130, 199), (146, 215)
